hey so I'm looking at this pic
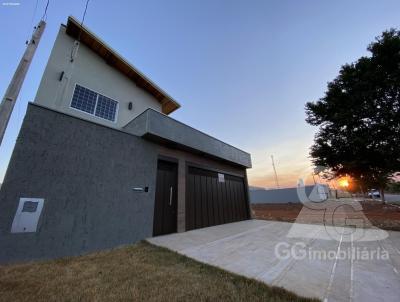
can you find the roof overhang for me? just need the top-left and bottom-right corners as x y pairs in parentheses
(65, 16), (180, 115)
(124, 109), (252, 168)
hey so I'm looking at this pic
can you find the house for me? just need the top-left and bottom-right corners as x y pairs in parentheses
(0, 17), (252, 263)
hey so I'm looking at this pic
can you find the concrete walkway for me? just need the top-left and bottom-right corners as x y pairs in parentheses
(148, 220), (400, 301)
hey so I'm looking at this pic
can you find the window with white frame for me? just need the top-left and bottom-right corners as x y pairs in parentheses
(71, 84), (118, 122)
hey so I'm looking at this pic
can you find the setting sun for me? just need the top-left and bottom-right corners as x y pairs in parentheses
(338, 177), (350, 188)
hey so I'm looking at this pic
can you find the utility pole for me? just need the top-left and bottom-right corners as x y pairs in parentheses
(311, 173), (316, 185)
(271, 155), (280, 189)
(0, 20), (46, 146)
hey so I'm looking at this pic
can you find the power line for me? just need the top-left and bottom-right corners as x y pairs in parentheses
(271, 155), (280, 189)
(25, 0), (39, 44)
(78, 0), (90, 41)
(81, 0), (90, 27)
(41, 0), (49, 21)
(70, 0), (91, 62)
(31, 0), (39, 23)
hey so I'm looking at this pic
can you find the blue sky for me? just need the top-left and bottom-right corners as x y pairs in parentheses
(0, 0), (399, 188)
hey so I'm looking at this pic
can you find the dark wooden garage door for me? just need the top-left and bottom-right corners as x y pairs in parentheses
(186, 166), (250, 231)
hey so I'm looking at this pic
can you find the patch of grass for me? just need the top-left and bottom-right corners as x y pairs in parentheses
(0, 241), (318, 302)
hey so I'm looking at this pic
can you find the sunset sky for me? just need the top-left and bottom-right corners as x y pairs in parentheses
(1, 0), (399, 188)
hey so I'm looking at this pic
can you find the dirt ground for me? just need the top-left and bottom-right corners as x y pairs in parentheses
(251, 199), (400, 231)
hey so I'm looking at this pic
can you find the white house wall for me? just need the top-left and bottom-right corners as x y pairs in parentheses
(34, 25), (162, 128)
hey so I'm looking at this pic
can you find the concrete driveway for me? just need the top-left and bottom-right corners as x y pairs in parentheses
(148, 220), (400, 302)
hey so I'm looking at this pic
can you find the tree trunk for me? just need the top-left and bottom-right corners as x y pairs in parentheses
(359, 186), (365, 199)
(380, 188), (385, 202)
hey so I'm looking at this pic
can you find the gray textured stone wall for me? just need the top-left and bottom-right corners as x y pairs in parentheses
(0, 104), (159, 263)
(250, 185), (330, 204)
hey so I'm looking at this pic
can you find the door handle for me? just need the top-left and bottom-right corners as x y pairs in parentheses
(169, 186), (173, 206)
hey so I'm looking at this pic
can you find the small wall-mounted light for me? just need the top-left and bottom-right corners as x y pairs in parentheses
(128, 102), (133, 110)
(132, 187), (148, 193)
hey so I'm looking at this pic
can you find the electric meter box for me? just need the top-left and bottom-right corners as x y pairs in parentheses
(11, 198), (45, 233)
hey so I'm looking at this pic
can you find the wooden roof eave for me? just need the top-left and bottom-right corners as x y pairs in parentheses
(65, 16), (181, 115)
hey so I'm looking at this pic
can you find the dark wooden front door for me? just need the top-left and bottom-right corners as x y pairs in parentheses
(153, 160), (178, 236)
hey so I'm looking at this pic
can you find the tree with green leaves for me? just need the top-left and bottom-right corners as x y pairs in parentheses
(386, 180), (400, 193)
(305, 29), (400, 200)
